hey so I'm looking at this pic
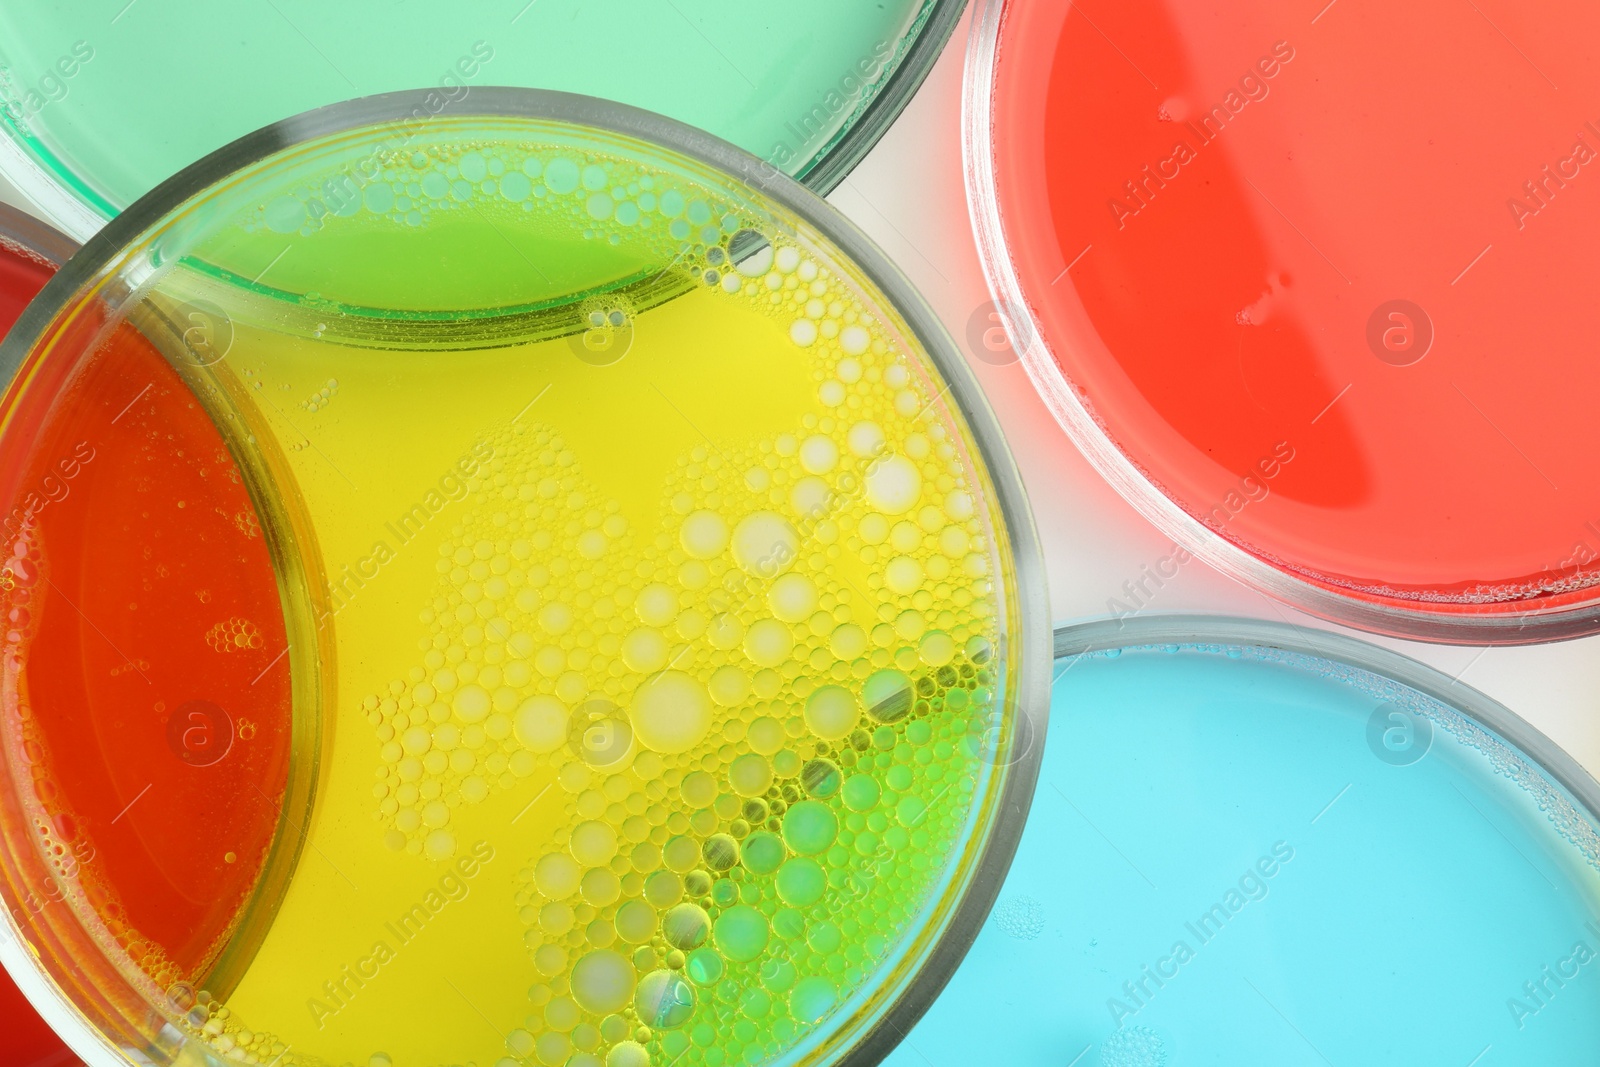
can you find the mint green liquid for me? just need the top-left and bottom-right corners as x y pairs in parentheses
(0, 0), (939, 223)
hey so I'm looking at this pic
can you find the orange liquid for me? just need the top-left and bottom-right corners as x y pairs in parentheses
(0, 319), (291, 989)
(991, 0), (1600, 614)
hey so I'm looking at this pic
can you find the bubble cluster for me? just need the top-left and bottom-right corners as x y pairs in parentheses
(992, 895), (1045, 941)
(240, 139), (750, 275)
(233, 509), (261, 539)
(206, 616), (264, 654)
(299, 377), (339, 413)
(1100, 1024), (1168, 1067)
(178, 992), (292, 1066)
(337, 394), (1001, 1063)
(200, 131), (1014, 1067)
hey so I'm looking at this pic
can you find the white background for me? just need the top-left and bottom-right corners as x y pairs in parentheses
(4, 8), (1598, 780)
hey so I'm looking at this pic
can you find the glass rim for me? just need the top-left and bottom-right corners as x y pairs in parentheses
(1052, 612), (1600, 828)
(962, 0), (1600, 647)
(0, 0), (970, 243)
(797, 0), (969, 196)
(0, 84), (1053, 1067)
(0, 199), (76, 268)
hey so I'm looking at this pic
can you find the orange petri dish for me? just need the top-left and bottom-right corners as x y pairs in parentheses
(0, 203), (300, 1064)
(969, 0), (1600, 641)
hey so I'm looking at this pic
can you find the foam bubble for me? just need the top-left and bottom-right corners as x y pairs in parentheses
(622, 628), (670, 673)
(635, 970), (695, 1029)
(768, 573), (818, 622)
(515, 695), (569, 753)
(571, 821), (618, 866)
(635, 583), (678, 626)
(536, 853), (582, 899)
(866, 455), (922, 514)
(607, 1041), (651, 1067)
(804, 686), (860, 741)
(847, 421), (886, 457)
(712, 905), (769, 963)
(453, 684), (490, 723)
(708, 665), (751, 706)
(679, 511), (729, 559)
(789, 976), (837, 1024)
(423, 829), (455, 860)
(614, 901), (657, 944)
(629, 671), (713, 754)
(728, 753), (773, 797)
(571, 950), (636, 1015)
(731, 512), (799, 576)
(781, 801), (838, 855)
(743, 619), (795, 668)
(798, 435), (838, 474)
(885, 556), (923, 595)
(663, 903), (712, 950)
(862, 670), (914, 723)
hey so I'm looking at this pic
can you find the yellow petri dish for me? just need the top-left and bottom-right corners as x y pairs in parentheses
(0, 92), (1048, 1067)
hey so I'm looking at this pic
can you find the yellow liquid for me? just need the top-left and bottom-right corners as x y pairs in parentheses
(134, 126), (1017, 1067)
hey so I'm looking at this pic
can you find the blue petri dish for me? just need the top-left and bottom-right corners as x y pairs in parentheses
(888, 616), (1600, 1065)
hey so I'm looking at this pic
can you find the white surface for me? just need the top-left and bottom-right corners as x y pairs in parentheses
(1, 11), (1596, 785)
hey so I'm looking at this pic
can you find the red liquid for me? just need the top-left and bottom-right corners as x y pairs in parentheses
(989, 0), (1600, 619)
(0, 284), (291, 1009)
(0, 971), (77, 1067)
(0, 242), (54, 333)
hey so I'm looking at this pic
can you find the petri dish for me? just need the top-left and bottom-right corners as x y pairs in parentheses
(0, 201), (80, 1067)
(967, 0), (1600, 643)
(0, 90), (1050, 1067)
(0, 0), (966, 240)
(888, 615), (1600, 1064)
(0, 200), (72, 328)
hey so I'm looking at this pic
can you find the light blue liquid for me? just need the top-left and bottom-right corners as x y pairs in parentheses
(890, 642), (1600, 1065)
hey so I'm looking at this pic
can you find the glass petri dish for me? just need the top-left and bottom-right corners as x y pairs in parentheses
(0, 90), (1050, 1067)
(0, 0), (966, 241)
(967, 0), (1600, 643)
(888, 615), (1600, 1064)
(0, 200), (80, 1067)
(0, 200), (71, 326)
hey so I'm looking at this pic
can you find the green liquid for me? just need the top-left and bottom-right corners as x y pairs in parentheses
(0, 0), (941, 225)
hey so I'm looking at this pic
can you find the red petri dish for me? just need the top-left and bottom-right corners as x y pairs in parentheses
(968, 0), (1600, 642)
(0, 204), (296, 1063)
(0, 204), (79, 1067)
